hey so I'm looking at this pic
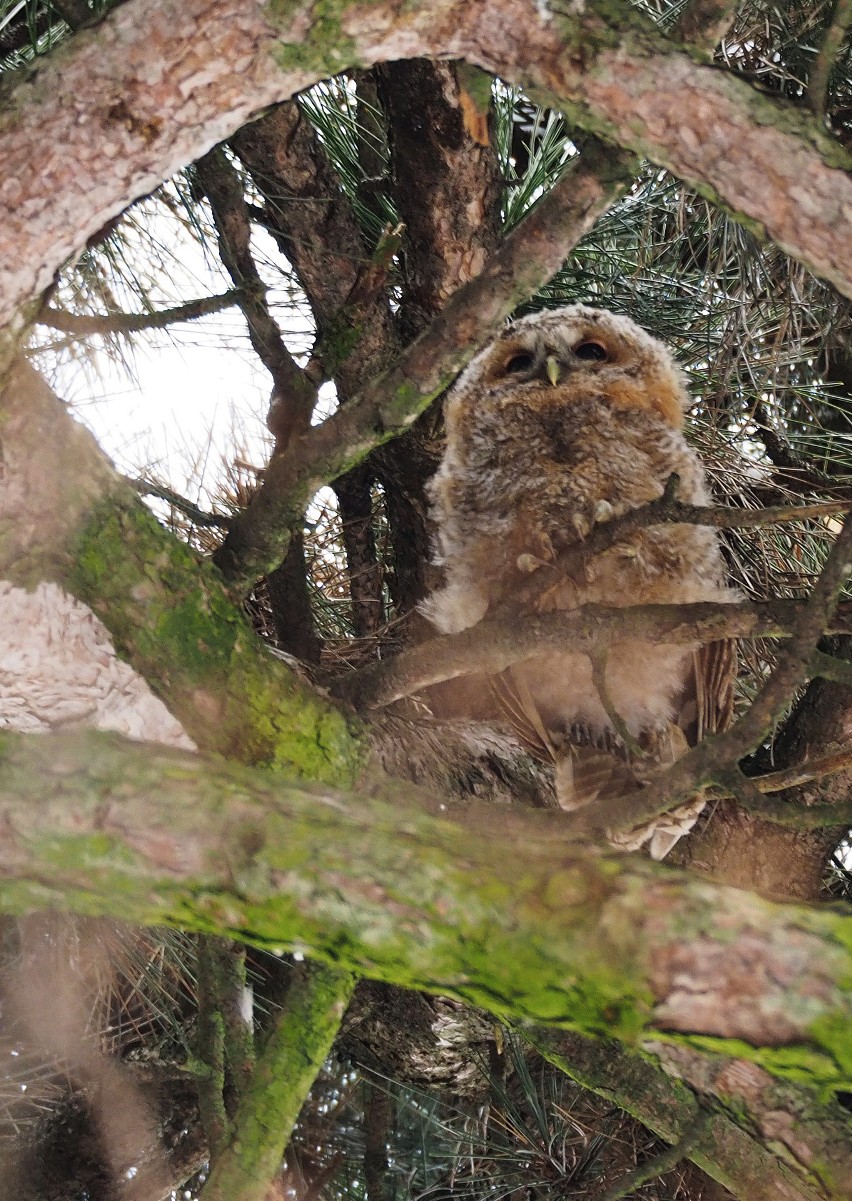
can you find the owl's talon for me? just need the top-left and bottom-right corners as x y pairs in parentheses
(572, 513), (590, 539)
(516, 552), (547, 574)
(594, 499), (614, 524)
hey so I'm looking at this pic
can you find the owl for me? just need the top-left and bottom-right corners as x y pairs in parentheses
(421, 305), (739, 857)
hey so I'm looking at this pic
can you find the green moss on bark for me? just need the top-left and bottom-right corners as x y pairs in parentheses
(265, 0), (362, 75)
(70, 497), (360, 784)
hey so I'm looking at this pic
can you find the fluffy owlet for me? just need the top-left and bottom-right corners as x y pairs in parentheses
(422, 305), (739, 858)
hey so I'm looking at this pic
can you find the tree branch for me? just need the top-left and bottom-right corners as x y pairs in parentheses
(493, 482), (852, 619)
(0, 727), (850, 1089)
(213, 139), (636, 590)
(195, 148), (317, 448)
(0, 358), (358, 783)
(201, 963), (355, 1201)
(599, 1116), (709, 1201)
(809, 0), (852, 120)
(37, 289), (241, 337)
(4, 0), (852, 361)
(569, 515), (852, 840)
(532, 1028), (847, 1201)
(130, 478), (232, 527)
(331, 599), (852, 711)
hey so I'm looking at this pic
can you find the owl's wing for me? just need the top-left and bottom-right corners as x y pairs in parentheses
(553, 744), (639, 813)
(490, 665), (639, 811)
(613, 637), (737, 859)
(682, 637), (737, 743)
(489, 666), (556, 761)
(490, 639), (737, 849)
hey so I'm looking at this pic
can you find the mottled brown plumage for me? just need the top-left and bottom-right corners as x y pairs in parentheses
(422, 305), (738, 857)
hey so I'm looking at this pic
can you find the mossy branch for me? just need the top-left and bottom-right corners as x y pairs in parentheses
(0, 359), (359, 785)
(201, 963), (354, 1201)
(0, 727), (850, 1088)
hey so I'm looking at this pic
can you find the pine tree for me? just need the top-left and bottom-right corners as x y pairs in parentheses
(0, 0), (851, 1198)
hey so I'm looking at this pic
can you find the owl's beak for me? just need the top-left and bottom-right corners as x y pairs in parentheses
(545, 355), (560, 387)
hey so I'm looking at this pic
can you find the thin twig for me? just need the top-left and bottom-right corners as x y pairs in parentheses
(599, 1116), (710, 1201)
(131, 479), (232, 528)
(810, 0), (852, 120)
(495, 479), (852, 618)
(214, 138), (638, 593)
(591, 647), (644, 757)
(37, 289), (242, 337)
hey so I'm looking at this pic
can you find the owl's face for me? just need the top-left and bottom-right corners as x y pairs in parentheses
(451, 305), (688, 430)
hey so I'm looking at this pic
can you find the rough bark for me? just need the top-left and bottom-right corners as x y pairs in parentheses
(0, 359), (357, 783)
(2, 0), (852, 364)
(368, 60), (508, 616)
(376, 58), (502, 336)
(533, 1029), (842, 1201)
(1, 725), (852, 1196)
(0, 729), (851, 1083)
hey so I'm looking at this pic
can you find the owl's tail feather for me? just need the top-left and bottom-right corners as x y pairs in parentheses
(691, 638), (736, 740)
(489, 667), (556, 761)
(553, 745), (638, 813)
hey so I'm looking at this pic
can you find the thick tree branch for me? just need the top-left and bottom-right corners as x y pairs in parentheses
(201, 963), (355, 1201)
(196, 937), (231, 1162)
(230, 100), (399, 404)
(3, 0), (852, 366)
(0, 359), (358, 783)
(532, 1028), (848, 1201)
(214, 140), (636, 590)
(0, 728), (851, 1095)
(331, 598), (852, 711)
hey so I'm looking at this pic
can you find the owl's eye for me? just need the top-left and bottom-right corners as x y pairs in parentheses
(503, 352), (535, 375)
(574, 341), (608, 361)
